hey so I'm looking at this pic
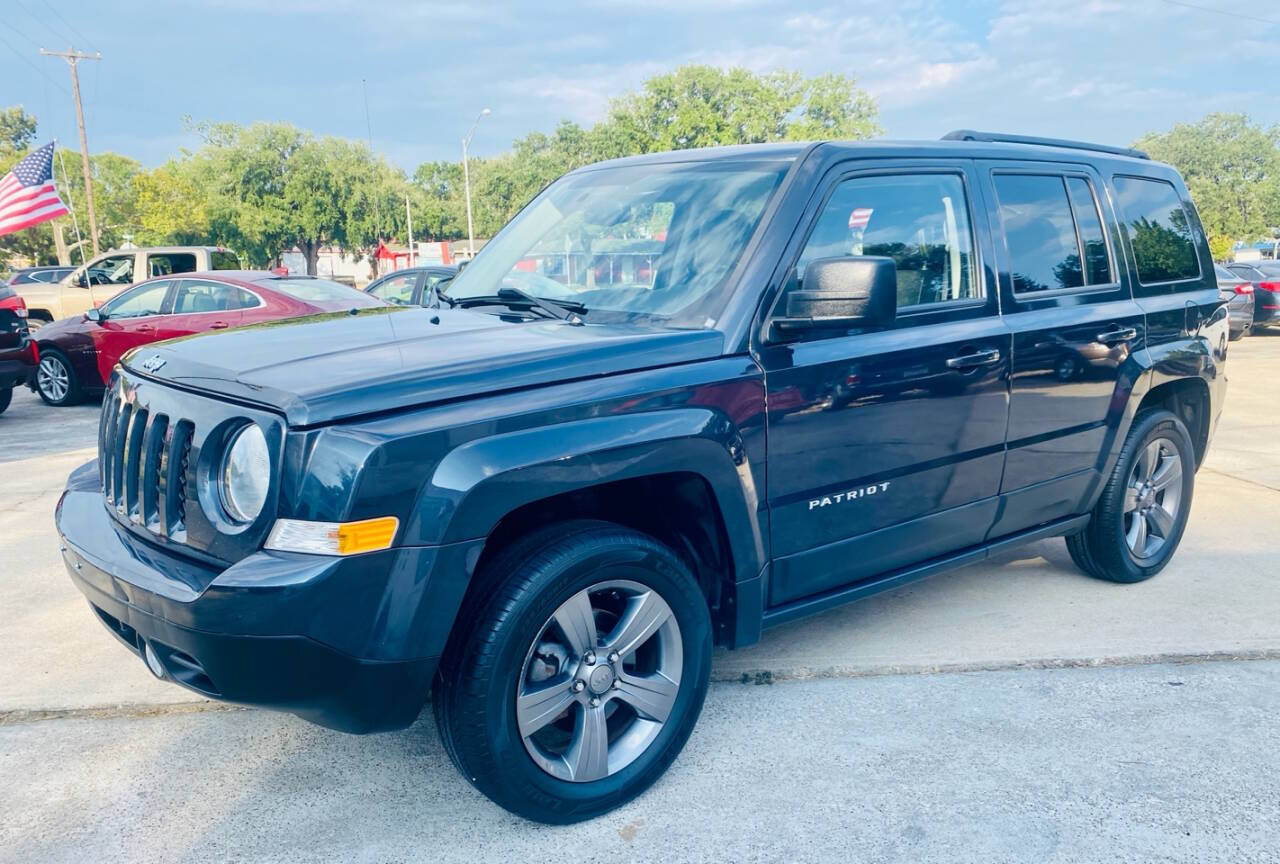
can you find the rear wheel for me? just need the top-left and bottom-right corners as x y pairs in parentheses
(1067, 409), (1195, 583)
(433, 521), (712, 823)
(35, 348), (81, 406)
(0, 386), (11, 415)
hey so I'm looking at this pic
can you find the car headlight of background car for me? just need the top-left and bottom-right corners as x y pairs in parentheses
(220, 423), (270, 523)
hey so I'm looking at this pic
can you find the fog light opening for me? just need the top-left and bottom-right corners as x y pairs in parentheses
(143, 641), (167, 680)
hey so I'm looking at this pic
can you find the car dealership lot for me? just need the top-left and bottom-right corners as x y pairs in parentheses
(2, 332), (1278, 861)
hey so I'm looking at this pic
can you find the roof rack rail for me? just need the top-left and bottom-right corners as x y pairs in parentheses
(941, 129), (1149, 160)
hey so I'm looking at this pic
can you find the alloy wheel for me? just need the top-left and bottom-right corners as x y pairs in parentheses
(516, 579), (682, 783)
(1123, 436), (1183, 559)
(37, 356), (70, 403)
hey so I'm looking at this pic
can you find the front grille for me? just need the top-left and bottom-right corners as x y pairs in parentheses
(100, 381), (194, 541)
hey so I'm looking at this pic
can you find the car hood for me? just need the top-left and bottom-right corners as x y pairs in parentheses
(121, 306), (724, 426)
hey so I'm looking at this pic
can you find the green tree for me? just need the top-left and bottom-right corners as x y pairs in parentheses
(1136, 113), (1280, 258)
(0, 106), (37, 155)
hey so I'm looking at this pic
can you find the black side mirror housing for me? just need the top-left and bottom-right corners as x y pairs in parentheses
(769, 256), (898, 339)
(85, 307), (102, 324)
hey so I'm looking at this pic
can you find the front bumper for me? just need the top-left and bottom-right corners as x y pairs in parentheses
(56, 460), (479, 734)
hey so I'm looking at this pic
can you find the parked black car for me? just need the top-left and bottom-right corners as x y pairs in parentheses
(1224, 259), (1280, 329)
(57, 132), (1226, 823)
(1214, 264), (1254, 340)
(364, 265), (457, 307)
(6, 265), (75, 286)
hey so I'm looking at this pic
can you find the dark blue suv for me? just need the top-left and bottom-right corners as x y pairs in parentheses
(56, 132), (1227, 823)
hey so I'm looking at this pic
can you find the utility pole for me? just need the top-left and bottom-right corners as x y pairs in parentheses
(41, 47), (101, 257)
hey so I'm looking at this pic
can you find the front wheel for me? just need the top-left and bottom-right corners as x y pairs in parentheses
(35, 348), (82, 406)
(433, 521), (712, 823)
(1067, 409), (1195, 583)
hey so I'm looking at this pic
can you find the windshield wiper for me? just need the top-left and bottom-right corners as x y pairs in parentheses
(455, 287), (586, 324)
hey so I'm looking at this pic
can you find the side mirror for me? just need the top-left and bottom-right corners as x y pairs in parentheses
(85, 307), (102, 324)
(769, 256), (897, 339)
(76, 272), (89, 288)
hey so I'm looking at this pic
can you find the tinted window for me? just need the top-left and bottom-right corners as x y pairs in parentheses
(1066, 178), (1113, 285)
(86, 254), (134, 286)
(368, 273), (417, 306)
(1113, 176), (1200, 284)
(101, 281), (170, 318)
(172, 279), (258, 314)
(798, 173), (978, 308)
(994, 174), (1091, 292)
(210, 251), (240, 270)
(146, 253), (197, 278)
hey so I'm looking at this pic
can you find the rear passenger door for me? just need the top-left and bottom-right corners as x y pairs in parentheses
(760, 161), (1011, 606)
(982, 164), (1144, 537)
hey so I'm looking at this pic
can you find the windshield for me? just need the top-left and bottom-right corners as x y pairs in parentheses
(444, 159), (790, 326)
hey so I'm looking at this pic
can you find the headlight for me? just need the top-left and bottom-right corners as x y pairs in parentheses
(220, 424), (269, 523)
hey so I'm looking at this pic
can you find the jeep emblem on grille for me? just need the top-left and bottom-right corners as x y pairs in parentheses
(140, 354), (167, 373)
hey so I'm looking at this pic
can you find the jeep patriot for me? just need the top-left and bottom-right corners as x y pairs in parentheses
(57, 131), (1227, 822)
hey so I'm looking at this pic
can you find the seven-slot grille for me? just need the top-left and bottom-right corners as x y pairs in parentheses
(99, 381), (194, 541)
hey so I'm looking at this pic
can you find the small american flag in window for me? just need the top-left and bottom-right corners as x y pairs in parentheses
(0, 142), (70, 237)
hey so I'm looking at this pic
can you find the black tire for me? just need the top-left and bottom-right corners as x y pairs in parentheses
(433, 520), (712, 824)
(1229, 326), (1246, 342)
(1054, 354), (1080, 381)
(0, 386), (11, 415)
(1067, 409), (1195, 583)
(34, 347), (82, 406)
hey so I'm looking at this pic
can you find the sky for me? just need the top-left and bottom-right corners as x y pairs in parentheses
(2, 0), (1277, 171)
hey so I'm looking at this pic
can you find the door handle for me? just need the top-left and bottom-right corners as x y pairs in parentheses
(210, 321), (229, 329)
(136, 325), (155, 334)
(1096, 326), (1138, 344)
(946, 348), (1002, 370)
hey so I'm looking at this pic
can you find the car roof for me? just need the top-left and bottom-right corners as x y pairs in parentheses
(575, 134), (1155, 174)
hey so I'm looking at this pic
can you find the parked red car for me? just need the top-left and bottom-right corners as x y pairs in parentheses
(0, 284), (37, 415)
(32, 271), (387, 406)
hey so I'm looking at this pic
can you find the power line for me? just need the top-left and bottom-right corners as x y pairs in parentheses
(39, 0), (97, 51)
(13, 0), (73, 45)
(0, 29), (70, 96)
(1159, 0), (1280, 26)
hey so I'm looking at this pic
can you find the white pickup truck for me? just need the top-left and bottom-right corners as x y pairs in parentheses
(17, 246), (240, 328)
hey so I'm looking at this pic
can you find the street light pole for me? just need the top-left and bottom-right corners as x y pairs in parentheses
(462, 107), (490, 257)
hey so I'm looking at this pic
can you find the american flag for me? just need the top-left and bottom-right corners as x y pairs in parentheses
(0, 142), (71, 238)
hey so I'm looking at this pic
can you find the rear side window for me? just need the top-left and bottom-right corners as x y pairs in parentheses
(211, 251), (240, 270)
(268, 277), (364, 302)
(1112, 176), (1200, 285)
(147, 253), (197, 277)
(172, 279), (259, 314)
(992, 174), (1113, 293)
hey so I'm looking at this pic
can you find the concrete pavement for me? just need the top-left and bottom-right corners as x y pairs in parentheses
(3, 660), (1278, 863)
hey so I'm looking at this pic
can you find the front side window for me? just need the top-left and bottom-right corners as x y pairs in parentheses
(86, 254), (134, 286)
(172, 279), (258, 314)
(797, 173), (978, 308)
(101, 280), (170, 318)
(1113, 176), (1200, 284)
(993, 174), (1114, 293)
(444, 160), (789, 325)
(368, 273), (417, 305)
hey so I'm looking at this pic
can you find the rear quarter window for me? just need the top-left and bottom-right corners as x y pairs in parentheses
(1112, 176), (1201, 285)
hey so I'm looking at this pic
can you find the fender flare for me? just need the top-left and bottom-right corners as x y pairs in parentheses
(405, 408), (766, 586)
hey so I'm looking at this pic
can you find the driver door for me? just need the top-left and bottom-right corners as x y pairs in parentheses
(759, 162), (1011, 606)
(92, 279), (176, 382)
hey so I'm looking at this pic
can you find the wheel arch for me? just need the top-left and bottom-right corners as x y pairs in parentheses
(412, 410), (768, 649)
